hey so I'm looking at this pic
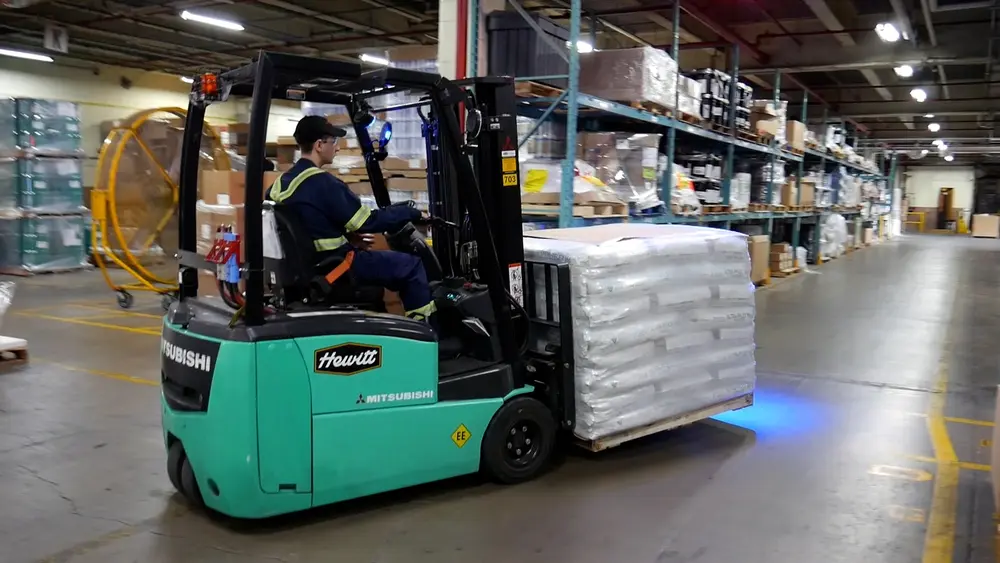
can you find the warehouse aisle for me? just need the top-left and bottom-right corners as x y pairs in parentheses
(0, 235), (997, 563)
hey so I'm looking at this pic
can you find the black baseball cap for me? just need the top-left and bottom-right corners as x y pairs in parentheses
(293, 115), (348, 146)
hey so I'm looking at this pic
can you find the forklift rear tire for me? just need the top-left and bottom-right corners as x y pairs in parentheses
(180, 457), (204, 508)
(481, 396), (556, 484)
(166, 441), (184, 493)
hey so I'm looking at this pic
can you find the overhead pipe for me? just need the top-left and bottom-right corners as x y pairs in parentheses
(747, 0), (802, 47)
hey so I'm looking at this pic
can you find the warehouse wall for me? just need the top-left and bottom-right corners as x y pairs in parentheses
(903, 166), (976, 229)
(0, 58), (301, 184)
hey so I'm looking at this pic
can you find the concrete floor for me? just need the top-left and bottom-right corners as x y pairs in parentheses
(0, 235), (997, 562)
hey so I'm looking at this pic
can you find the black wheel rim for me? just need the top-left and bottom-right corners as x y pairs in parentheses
(503, 419), (541, 468)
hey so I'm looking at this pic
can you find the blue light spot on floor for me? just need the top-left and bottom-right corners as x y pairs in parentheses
(712, 386), (827, 440)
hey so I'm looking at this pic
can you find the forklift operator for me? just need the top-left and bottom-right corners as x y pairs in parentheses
(267, 115), (438, 323)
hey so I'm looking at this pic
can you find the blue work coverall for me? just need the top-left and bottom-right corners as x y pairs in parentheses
(268, 159), (435, 319)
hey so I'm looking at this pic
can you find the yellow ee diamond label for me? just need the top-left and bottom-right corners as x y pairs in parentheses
(451, 424), (471, 448)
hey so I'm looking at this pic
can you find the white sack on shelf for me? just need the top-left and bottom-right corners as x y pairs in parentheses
(524, 224), (757, 441)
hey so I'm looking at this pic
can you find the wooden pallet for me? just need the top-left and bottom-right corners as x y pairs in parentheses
(784, 205), (815, 212)
(737, 130), (761, 143)
(805, 142), (822, 151)
(756, 132), (776, 146)
(629, 100), (672, 116)
(783, 145), (805, 156)
(514, 81), (564, 99)
(771, 266), (800, 278)
(754, 275), (771, 288)
(676, 111), (702, 126)
(522, 202), (628, 218)
(0, 336), (28, 370)
(771, 205), (788, 213)
(832, 205), (861, 212)
(748, 203), (769, 212)
(702, 205), (731, 214)
(576, 393), (754, 452)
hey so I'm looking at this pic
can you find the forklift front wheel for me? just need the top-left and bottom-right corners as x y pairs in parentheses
(481, 396), (556, 484)
(116, 290), (133, 309)
(166, 441), (184, 493)
(180, 456), (204, 508)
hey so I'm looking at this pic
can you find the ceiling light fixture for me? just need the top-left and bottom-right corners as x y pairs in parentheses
(924, 114), (935, 118)
(180, 76), (194, 84)
(565, 40), (595, 53)
(938, 142), (949, 151)
(928, 122), (941, 132)
(894, 64), (914, 78)
(910, 88), (927, 102)
(944, 155), (954, 162)
(875, 23), (901, 43)
(921, 149), (929, 156)
(932, 139), (944, 147)
(359, 53), (390, 66)
(180, 10), (244, 31)
(0, 48), (54, 63)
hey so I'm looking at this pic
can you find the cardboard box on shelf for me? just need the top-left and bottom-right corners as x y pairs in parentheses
(972, 214), (1000, 238)
(748, 235), (770, 284)
(799, 180), (816, 207)
(780, 181), (798, 207)
(381, 156), (427, 171)
(786, 120), (806, 151)
(750, 115), (780, 137)
(386, 177), (427, 191)
(200, 170), (281, 206)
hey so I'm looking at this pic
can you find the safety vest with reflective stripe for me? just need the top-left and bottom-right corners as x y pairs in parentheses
(269, 167), (370, 252)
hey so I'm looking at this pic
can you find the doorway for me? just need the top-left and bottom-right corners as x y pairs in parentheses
(937, 187), (954, 230)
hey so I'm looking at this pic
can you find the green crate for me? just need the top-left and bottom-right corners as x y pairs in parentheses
(14, 99), (82, 155)
(0, 99), (16, 155)
(0, 214), (87, 273)
(0, 157), (83, 211)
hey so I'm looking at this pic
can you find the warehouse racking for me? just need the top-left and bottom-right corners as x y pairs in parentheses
(471, 0), (897, 263)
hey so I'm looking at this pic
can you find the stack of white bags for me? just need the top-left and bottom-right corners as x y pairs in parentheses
(523, 224), (757, 441)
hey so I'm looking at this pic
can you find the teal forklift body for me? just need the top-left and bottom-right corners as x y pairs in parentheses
(161, 321), (511, 519)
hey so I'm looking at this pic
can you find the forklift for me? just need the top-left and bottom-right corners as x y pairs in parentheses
(162, 52), (575, 518)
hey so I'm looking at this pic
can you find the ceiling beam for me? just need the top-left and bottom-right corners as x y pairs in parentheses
(252, 0), (418, 44)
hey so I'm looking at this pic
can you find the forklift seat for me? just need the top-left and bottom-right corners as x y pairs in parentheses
(270, 204), (385, 310)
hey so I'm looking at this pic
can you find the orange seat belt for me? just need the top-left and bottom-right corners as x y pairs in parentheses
(324, 250), (355, 285)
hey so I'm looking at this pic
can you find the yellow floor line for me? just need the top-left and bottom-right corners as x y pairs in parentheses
(908, 454), (990, 472)
(902, 412), (994, 427)
(15, 311), (161, 336)
(923, 352), (959, 563)
(66, 302), (164, 319)
(36, 358), (158, 386)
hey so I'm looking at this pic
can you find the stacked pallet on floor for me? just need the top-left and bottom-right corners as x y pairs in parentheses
(0, 98), (88, 276)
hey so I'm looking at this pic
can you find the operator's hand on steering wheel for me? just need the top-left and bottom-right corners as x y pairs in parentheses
(348, 233), (376, 251)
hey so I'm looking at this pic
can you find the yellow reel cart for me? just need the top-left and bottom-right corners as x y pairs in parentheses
(91, 107), (229, 309)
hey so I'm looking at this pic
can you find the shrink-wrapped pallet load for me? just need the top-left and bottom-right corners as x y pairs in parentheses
(524, 224), (757, 441)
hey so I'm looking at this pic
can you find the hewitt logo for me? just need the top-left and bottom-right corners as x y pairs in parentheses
(314, 343), (382, 376)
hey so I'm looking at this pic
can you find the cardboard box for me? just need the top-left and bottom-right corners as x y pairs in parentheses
(748, 234), (770, 284)
(972, 214), (1000, 238)
(863, 228), (874, 244)
(781, 181), (798, 206)
(786, 120), (806, 151)
(750, 114), (780, 137)
(771, 242), (791, 254)
(381, 156), (427, 171)
(386, 177), (427, 192)
(200, 170), (281, 206)
(799, 180), (816, 207)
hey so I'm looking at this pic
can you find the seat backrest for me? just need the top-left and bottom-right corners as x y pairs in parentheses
(271, 203), (317, 291)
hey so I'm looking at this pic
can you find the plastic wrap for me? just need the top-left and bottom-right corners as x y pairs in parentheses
(820, 213), (849, 258)
(751, 160), (785, 205)
(579, 47), (678, 109)
(0, 156), (85, 213)
(731, 171), (751, 211)
(524, 224), (756, 441)
(1, 99), (84, 156)
(0, 281), (14, 330)
(670, 166), (702, 216)
(0, 214), (88, 274)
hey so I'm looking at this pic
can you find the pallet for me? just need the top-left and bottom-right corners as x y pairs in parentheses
(783, 145), (805, 156)
(576, 393), (754, 452)
(702, 205), (731, 214)
(522, 202), (628, 218)
(0, 336), (28, 370)
(771, 205), (788, 213)
(756, 132), (776, 146)
(736, 130), (761, 143)
(748, 203), (769, 212)
(514, 81), (563, 99)
(784, 205), (815, 212)
(675, 111), (702, 126)
(629, 100), (672, 116)
(754, 275), (771, 287)
(805, 142), (821, 151)
(771, 266), (800, 278)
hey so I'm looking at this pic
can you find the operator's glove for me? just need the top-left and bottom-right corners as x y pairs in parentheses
(390, 200), (422, 221)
